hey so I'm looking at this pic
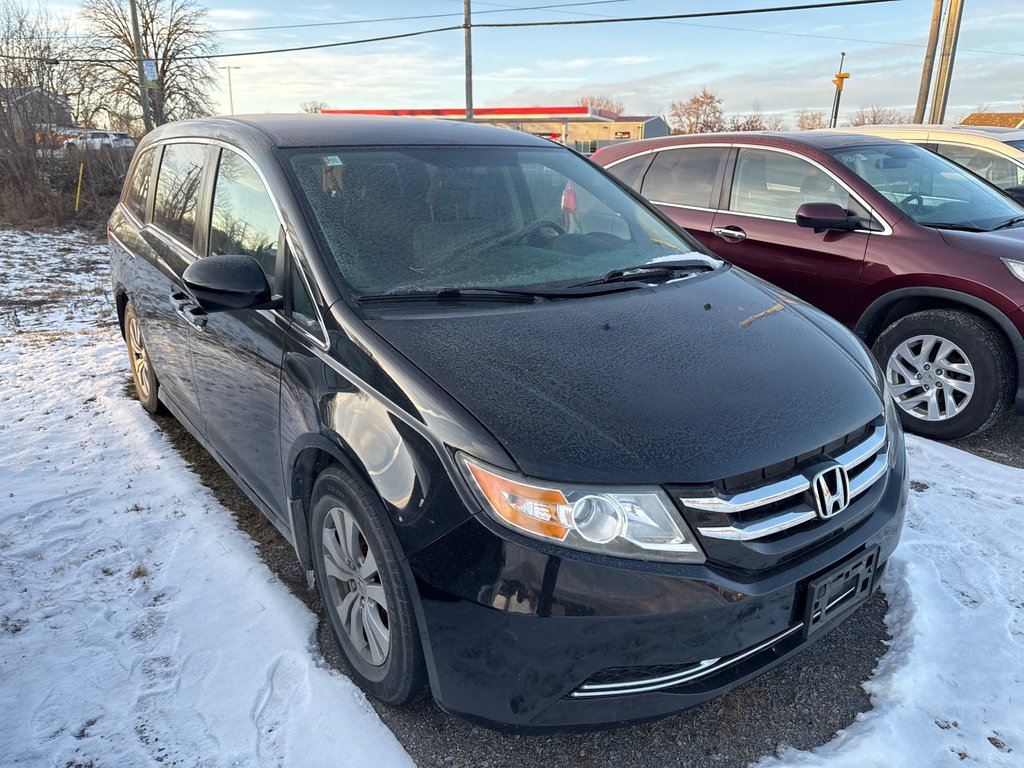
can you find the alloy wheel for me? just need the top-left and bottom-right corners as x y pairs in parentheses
(885, 333), (975, 422)
(321, 505), (391, 667)
(126, 313), (152, 402)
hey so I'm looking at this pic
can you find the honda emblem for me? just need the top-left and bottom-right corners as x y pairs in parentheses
(811, 464), (851, 519)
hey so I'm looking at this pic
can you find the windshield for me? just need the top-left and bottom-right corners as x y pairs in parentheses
(1006, 140), (1024, 152)
(284, 145), (713, 297)
(826, 142), (1024, 230)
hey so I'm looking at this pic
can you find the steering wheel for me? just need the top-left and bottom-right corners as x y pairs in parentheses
(898, 193), (924, 215)
(513, 219), (566, 245)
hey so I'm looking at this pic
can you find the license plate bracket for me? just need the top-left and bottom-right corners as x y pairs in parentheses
(803, 546), (880, 637)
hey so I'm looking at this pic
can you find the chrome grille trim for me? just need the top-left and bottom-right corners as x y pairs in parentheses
(570, 623), (804, 698)
(688, 424), (889, 542)
(684, 424), (886, 514)
(698, 508), (817, 542)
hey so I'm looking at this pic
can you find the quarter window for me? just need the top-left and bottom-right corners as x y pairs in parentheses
(642, 147), (726, 208)
(290, 263), (317, 326)
(125, 148), (155, 222)
(153, 143), (206, 248)
(729, 148), (849, 219)
(209, 149), (281, 290)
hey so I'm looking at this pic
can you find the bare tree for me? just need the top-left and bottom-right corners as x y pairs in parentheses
(79, 0), (217, 130)
(846, 106), (911, 126)
(300, 100), (329, 114)
(727, 111), (767, 132)
(577, 94), (624, 116)
(668, 87), (725, 134)
(764, 114), (787, 131)
(796, 109), (828, 130)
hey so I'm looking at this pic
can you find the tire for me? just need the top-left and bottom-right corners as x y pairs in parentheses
(872, 309), (1014, 440)
(310, 466), (428, 706)
(123, 302), (160, 413)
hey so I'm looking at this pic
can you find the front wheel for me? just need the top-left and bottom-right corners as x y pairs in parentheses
(310, 467), (428, 706)
(873, 309), (1014, 440)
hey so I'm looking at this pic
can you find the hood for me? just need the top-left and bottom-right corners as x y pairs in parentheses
(366, 269), (884, 484)
(938, 225), (1024, 260)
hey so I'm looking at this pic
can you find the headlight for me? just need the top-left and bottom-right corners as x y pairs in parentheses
(458, 455), (705, 563)
(1002, 257), (1024, 283)
(882, 377), (904, 465)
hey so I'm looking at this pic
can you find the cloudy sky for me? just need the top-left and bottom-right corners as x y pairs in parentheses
(74, 0), (1024, 125)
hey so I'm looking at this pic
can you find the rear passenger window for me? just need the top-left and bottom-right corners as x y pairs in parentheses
(125, 148), (155, 222)
(642, 147), (726, 208)
(605, 154), (650, 190)
(153, 143), (206, 248)
(729, 148), (849, 220)
(209, 149), (281, 290)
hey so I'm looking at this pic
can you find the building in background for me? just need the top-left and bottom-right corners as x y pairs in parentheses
(0, 87), (75, 141)
(321, 106), (669, 154)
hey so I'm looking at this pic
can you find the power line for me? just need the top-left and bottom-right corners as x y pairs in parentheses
(472, 0), (903, 29)
(7, 0), (1022, 64)
(210, 0), (637, 35)
(0, 0), (639, 41)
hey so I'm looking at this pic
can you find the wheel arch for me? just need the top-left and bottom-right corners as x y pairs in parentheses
(286, 432), (444, 697)
(286, 433), (376, 571)
(855, 287), (1024, 413)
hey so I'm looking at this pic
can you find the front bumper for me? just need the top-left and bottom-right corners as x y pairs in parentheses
(406, 446), (908, 730)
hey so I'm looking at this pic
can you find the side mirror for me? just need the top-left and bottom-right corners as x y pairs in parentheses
(182, 254), (281, 313)
(795, 203), (860, 233)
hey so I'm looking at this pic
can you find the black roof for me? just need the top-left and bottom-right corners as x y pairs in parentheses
(143, 113), (556, 149)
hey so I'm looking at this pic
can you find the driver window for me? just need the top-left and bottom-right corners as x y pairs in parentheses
(933, 144), (1024, 190)
(730, 148), (849, 220)
(210, 149), (282, 291)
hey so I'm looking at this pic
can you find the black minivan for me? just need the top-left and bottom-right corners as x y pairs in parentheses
(108, 115), (908, 730)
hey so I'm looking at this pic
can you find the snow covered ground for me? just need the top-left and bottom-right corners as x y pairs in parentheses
(0, 228), (1021, 766)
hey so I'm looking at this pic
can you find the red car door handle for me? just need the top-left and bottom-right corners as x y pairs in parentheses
(713, 226), (747, 242)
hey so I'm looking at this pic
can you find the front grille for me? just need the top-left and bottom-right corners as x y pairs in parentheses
(675, 421), (884, 548)
(671, 419), (890, 570)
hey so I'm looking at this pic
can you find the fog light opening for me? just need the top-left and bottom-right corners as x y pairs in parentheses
(571, 495), (627, 543)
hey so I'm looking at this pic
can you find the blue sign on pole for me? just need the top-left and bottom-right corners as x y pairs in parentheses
(143, 60), (157, 88)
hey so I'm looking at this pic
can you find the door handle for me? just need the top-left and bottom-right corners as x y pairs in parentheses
(169, 290), (207, 331)
(713, 226), (747, 242)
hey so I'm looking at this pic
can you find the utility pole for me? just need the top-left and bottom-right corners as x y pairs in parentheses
(829, 52), (848, 128)
(929, 0), (965, 124)
(128, 0), (153, 132)
(914, 0), (944, 123)
(218, 66), (241, 115)
(464, 0), (473, 121)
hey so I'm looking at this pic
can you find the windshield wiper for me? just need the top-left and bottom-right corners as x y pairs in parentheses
(917, 222), (986, 232)
(578, 257), (719, 287)
(991, 215), (1024, 231)
(357, 284), (636, 304)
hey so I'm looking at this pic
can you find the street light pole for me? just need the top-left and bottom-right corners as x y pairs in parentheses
(218, 66), (241, 115)
(914, 0), (944, 123)
(829, 52), (848, 129)
(128, 0), (153, 131)
(464, 0), (473, 121)
(929, 0), (965, 125)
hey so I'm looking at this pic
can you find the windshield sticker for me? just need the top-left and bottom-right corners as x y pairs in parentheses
(323, 156), (343, 167)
